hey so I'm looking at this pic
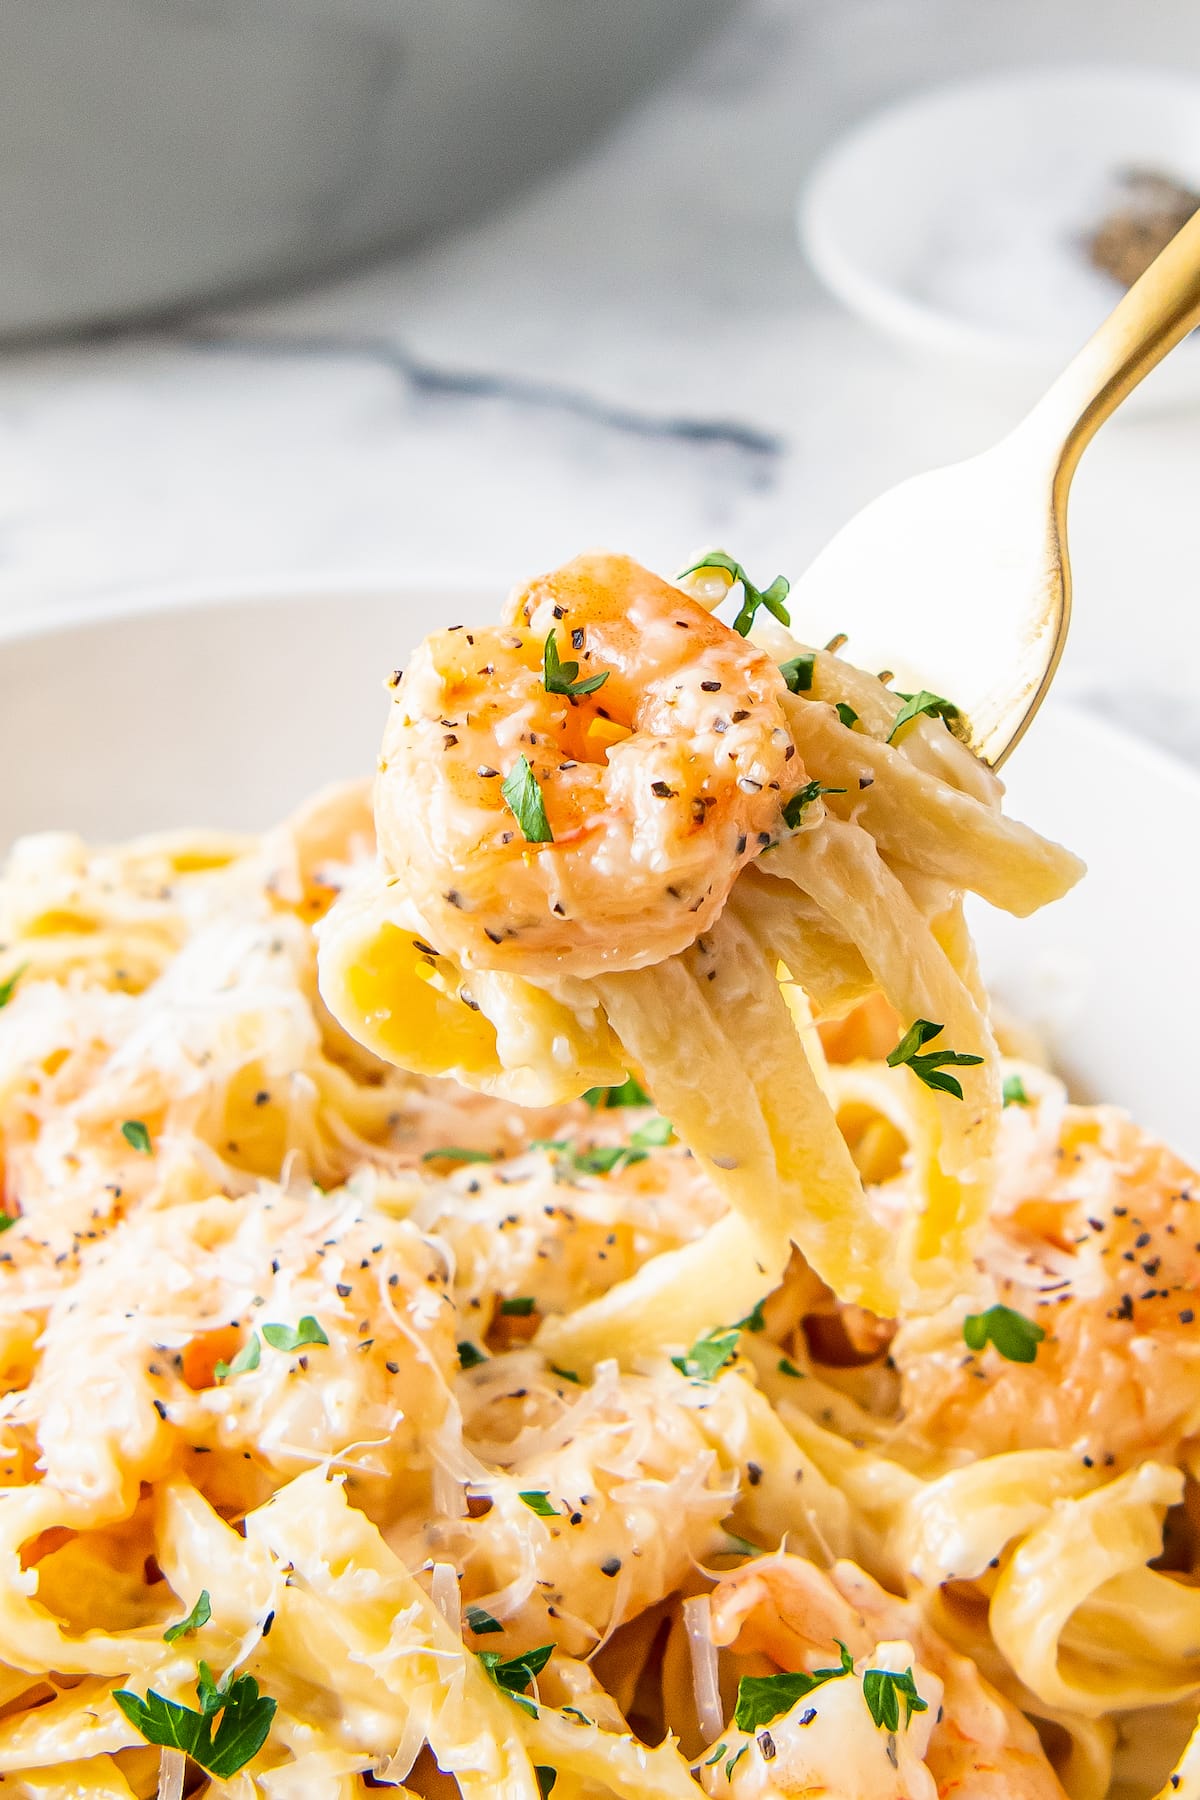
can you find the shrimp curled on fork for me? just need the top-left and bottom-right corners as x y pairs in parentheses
(375, 552), (802, 979)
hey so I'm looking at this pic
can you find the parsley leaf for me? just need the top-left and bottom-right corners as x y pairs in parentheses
(477, 1643), (555, 1718)
(551, 1365), (581, 1384)
(779, 653), (814, 694)
(538, 1117), (672, 1180)
(499, 1296), (536, 1317)
(886, 1018), (984, 1100)
(733, 1643), (855, 1731)
(834, 702), (859, 729)
(737, 1298), (767, 1332)
(862, 1665), (929, 1732)
(543, 630), (609, 700)
(783, 780), (846, 830)
(518, 1491), (559, 1517)
(501, 755), (554, 843)
(777, 1356), (805, 1378)
(213, 1335), (260, 1382)
(465, 1605), (504, 1636)
(0, 1214), (16, 1235)
(678, 551), (792, 636)
(422, 1146), (496, 1164)
(261, 1316), (328, 1352)
(962, 1303), (1045, 1364)
(163, 1590), (211, 1644)
(113, 1669), (276, 1777)
(887, 689), (960, 743)
(570, 1144), (633, 1176)
(0, 964), (27, 1009)
(536, 1768), (558, 1798)
(630, 1114), (673, 1151)
(672, 1325), (740, 1382)
(583, 1074), (651, 1108)
(457, 1341), (487, 1369)
(1002, 1074), (1031, 1107)
(121, 1120), (153, 1155)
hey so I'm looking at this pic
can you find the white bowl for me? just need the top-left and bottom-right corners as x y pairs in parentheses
(0, 583), (1196, 1159)
(800, 66), (1200, 409)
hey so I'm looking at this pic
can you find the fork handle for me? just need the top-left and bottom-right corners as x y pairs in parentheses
(1020, 205), (1200, 482)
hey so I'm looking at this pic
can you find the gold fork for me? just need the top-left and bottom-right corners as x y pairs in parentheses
(790, 208), (1200, 766)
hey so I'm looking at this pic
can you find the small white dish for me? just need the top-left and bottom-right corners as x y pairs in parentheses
(800, 66), (1200, 409)
(0, 583), (1196, 1159)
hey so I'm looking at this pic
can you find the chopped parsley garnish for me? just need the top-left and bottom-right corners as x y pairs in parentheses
(886, 1018), (984, 1100)
(678, 551), (791, 636)
(779, 653), (814, 694)
(630, 1114), (673, 1150)
(163, 1589), (211, 1643)
(543, 629), (609, 700)
(887, 689), (960, 743)
(501, 755), (554, 844)
(672, 1325), (740, 1382)
(583, 1074), (651, 1108)
(570, 1144), (631, 1176)
(477, 1643), (555, 1718)
(0, 1214), (16, 1236)
(113, 1664), (276, 1777)
(0, 964), (27, 1009)
(422, 1146), (496, 1164)
(862, 1665), (928, 1732)
(834, 703), (859, 729)
(1002, 1074), (1031, 1107)
(737, 1298), (767, 1332)
(213, 1335), (260, 1382)
(962, 1303), (1045, 1364)
(536, 1115), (673, 1179)
(777, 1356), (805, 1378)
(518, 1491), (559, 1517)
(261, 1316), (328, 1352)
(121, 1119), (153, 1155)
(499, 1296), (536, 1317)
(782, 780), (846, 830)
(551, 1365), (582, 1384)
(536, 1768), (558, 1798)
(733, 1642), (854, 1731)
(465, 1605), (504, 1636)
(457, 1341), (487, 1369)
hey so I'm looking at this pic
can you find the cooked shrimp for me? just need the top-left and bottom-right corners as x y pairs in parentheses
(375, 552), (801, 978)
(894, 1104), (1200, 1471)
(703, 1554), (1066, 1800)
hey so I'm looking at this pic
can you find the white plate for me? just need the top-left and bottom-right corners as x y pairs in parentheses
(800, 67), (1200, 410)
(1, 583), (1196, 1159)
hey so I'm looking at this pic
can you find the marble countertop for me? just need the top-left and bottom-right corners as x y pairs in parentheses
(3, 0), (1200, 765)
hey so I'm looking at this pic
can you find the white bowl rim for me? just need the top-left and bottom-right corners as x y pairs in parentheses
(0, 568), (504, 648)
(5, 571), (1198, 805)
